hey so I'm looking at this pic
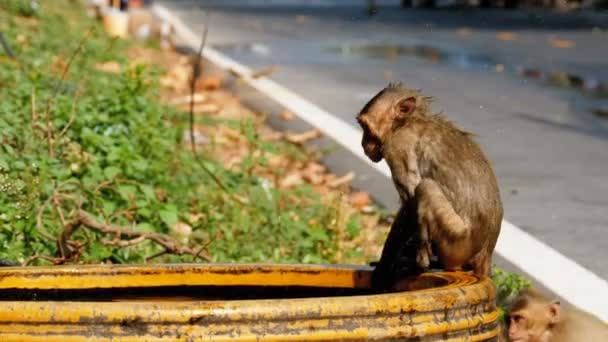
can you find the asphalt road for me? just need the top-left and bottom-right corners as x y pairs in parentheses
(158, 0), (608, 280)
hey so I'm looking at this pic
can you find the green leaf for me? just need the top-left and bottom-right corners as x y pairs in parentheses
(0, 157), (9, 171)
(103, 166), (121, 180)
(136, 222), (156, 232)
(131, 159), (148, 172)
(12, 160), (26, 171)
(102, 200), (117, 216)
(159, 204), (178, 227)
(139, 185), (156, 201)
(117, 185), (137, 201)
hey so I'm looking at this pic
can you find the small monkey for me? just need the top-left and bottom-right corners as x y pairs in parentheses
(357, 84), (502, 288)
(506, 289), (608, 342)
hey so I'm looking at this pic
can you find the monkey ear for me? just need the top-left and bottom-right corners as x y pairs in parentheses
(547, 300), (561, 324)
(396, 97), (417, 120)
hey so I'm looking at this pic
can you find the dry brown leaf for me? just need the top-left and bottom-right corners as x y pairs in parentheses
(548, 37), (574, 49)
(285, 129), (322, 144)
(16, 34), (27, 44)
(95, 61), (122, 73)
(280, 110), (295, 121)
(302, 162), (326, 185)
(169, 93), (206, 105)
(267, 155), (287, 168)
(350, 192), (372, 210)
(262, 130), (284, 141)
(280, 173), (303, 188)
(329, 172), (355, 188)
(219, 126), (243, 141)
(172, 221), (192, 237)
(188, 213), (203, 223)
(496, 32), (518, 41)
(191, 103), (220, 114)
(199, 74), (224, 90)
(251, 65), (278, 79)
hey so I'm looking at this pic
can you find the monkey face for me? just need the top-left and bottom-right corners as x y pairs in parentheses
(507, 313), (533, 342)
(507, 300), (560, 342)
(362, 130), (383, 162)
(357, 115), (383, 162)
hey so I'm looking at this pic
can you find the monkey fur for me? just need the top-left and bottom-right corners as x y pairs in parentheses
(505, 288), (608, 341)
(357, 84), (503, 289)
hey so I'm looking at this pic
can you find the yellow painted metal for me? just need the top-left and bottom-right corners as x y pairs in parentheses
(0, 264), (499, 341)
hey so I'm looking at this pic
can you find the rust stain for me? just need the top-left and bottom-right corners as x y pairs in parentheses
(0, 264), (498, 341)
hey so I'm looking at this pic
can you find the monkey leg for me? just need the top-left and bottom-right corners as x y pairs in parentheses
(371, 205), (423, 290)
(415, 179), (473, 271)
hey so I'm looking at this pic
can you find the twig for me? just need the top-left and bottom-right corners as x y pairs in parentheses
(189, 11), (210, 154)
(58, 84), (85, 138)
(44, 28), (94, 158)
(145, 250), (168, 262)
(183, 13), (244, 203)
(0, 32), (16, 59)
(22, 254), (63, 267)
(35, 197), (58, 242)
(102, 236), (146, 247)
(31, 88), (37, 132)
(75, 210), (212, 262)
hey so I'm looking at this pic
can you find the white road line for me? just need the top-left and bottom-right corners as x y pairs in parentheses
(153, 3), (608, 321)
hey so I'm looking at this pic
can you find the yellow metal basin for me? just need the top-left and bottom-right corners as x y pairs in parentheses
(0, 264), (499, 341)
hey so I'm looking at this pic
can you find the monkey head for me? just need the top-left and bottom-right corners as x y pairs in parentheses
(356, 83), (430, 163)
(506, 289), (561, 342)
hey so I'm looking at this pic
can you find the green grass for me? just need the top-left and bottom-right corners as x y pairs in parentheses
(0, 0), (363, 265)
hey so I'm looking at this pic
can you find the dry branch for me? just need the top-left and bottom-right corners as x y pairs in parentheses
(72, 210), (212, 262)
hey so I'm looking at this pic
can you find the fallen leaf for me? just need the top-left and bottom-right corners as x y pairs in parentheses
(191, 103), (220, 114)
(285, 129), (322, 144)
(328, 172), (355, 188)
(199, 74), (224, 90)
(189, 213), (203, 223)
(280, 110), (295, 121)
(350, 192), (372, 210)
(280, 173), (303, 188)
(251, 65), (278, 79)
(496, 32), (518, 41)
(267, 155), (287, 168)
(172, 221), (192, 237)
(169, 93), (206, 105)
(302, 162), (326, 185)
(262, 131), (284, 141)
(548, 37), (574, 49)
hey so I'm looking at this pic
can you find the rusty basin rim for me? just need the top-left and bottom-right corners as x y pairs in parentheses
(0, 262), (476, 291)
(0, 264), (499, 341)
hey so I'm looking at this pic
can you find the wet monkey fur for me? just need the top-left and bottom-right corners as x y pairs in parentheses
(357, 84), (503, 289)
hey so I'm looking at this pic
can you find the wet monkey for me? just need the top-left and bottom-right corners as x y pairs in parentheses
(357, 84), (503, 289)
